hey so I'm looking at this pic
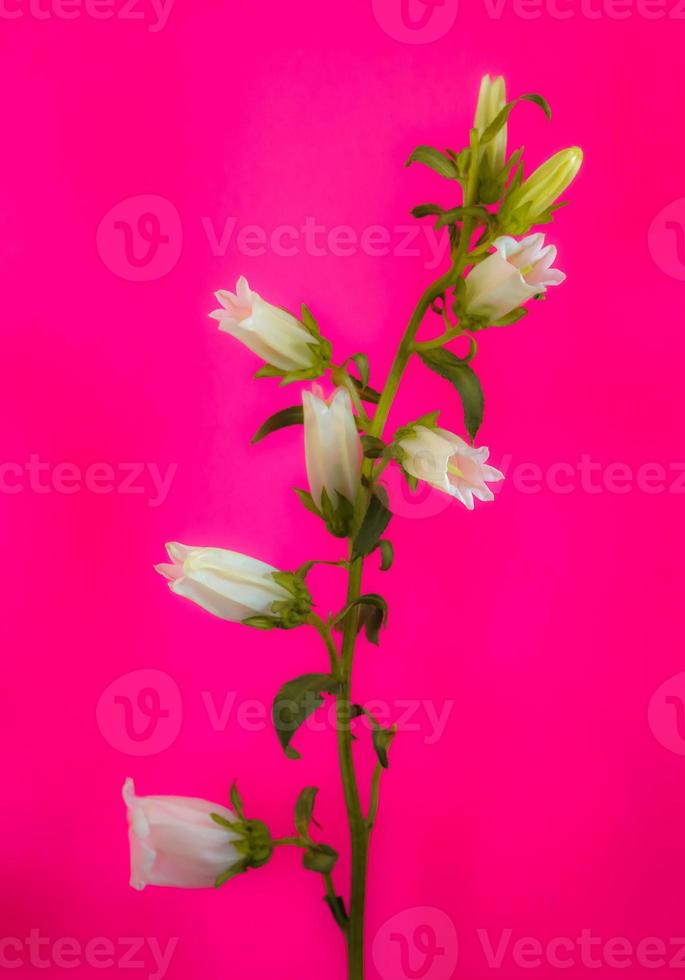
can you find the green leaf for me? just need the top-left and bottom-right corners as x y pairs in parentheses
(352, 494), (393, 560)
(251, 406), (304, 444)
(411, 203), (445, 219)
(324, 894), (349, 929)
(481, 94), (551, 146)
(378, 540), (394, 572)
(520, 92), (552, 120)
(344, 353), (370, 389)
(372, 726), (396, 769)
(294, 487), (321, 517)
(417, 347), (484, 443)
(405, 146), (458, 180)
(303, 844), (338, 874)
(272, 673), (339, 759)
(361, 435), (386, 460)
(335, 594), (388, 646)
(295, 787), (319, 839)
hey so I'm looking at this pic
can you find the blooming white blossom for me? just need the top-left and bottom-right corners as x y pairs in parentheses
(465, 233), (565, 322)
(210, 276), (318, 372)
(398, 425), (504, 510)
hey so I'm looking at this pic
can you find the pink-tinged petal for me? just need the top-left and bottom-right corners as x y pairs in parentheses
(538, 268), (566, 287)
(209, 309), (236, 323)
(235, 275), (252, 307)
(481, 464), (505, 483)
(214, 289), (237, 308)
(492, 236), (520, 260)
(122, 779), (240, 891)
(154, 562), (183, 582)
(471, 483), (495, 502)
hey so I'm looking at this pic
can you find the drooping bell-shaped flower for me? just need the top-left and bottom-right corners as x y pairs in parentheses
(155, 543), (311, 629)
(397, 425), (504, 510)
(464, 233), (565, 322)
(210, 276), (327, 374)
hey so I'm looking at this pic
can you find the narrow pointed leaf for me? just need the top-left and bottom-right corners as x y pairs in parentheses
(418, 347), (484, 443)
(252, 406), (304, 444)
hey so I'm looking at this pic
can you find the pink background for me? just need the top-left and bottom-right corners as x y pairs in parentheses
(2, 1), (685, 977)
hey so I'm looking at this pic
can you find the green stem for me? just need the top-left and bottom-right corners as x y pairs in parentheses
(337, 144), (483, 979)
(337, 555), (367, 978)
(308, 613), (340, 676)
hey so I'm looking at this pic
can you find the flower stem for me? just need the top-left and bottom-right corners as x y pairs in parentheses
(338, 146), (482, 979)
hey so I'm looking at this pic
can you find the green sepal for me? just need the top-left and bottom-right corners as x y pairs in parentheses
(300, 303), (320, 337)
(393, 411), (441, 447)
(405, 146), (459, 180)
(215, 861), (248, 888)
(242, 615), (277, 630)
(230, 780), (245, 819)
(295, 787), (319, 840)
(303, 844), (338, 875)
(210, 812), (236, 830)
(294, 487), (322, 518)
(417, 347), (484, 443)
(272, 673), (339, 759)
(352, 494), (393, 560)
(320, 486), (354, 538)
(251, 405), (304, 444)
(491, 307), (529, 327)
